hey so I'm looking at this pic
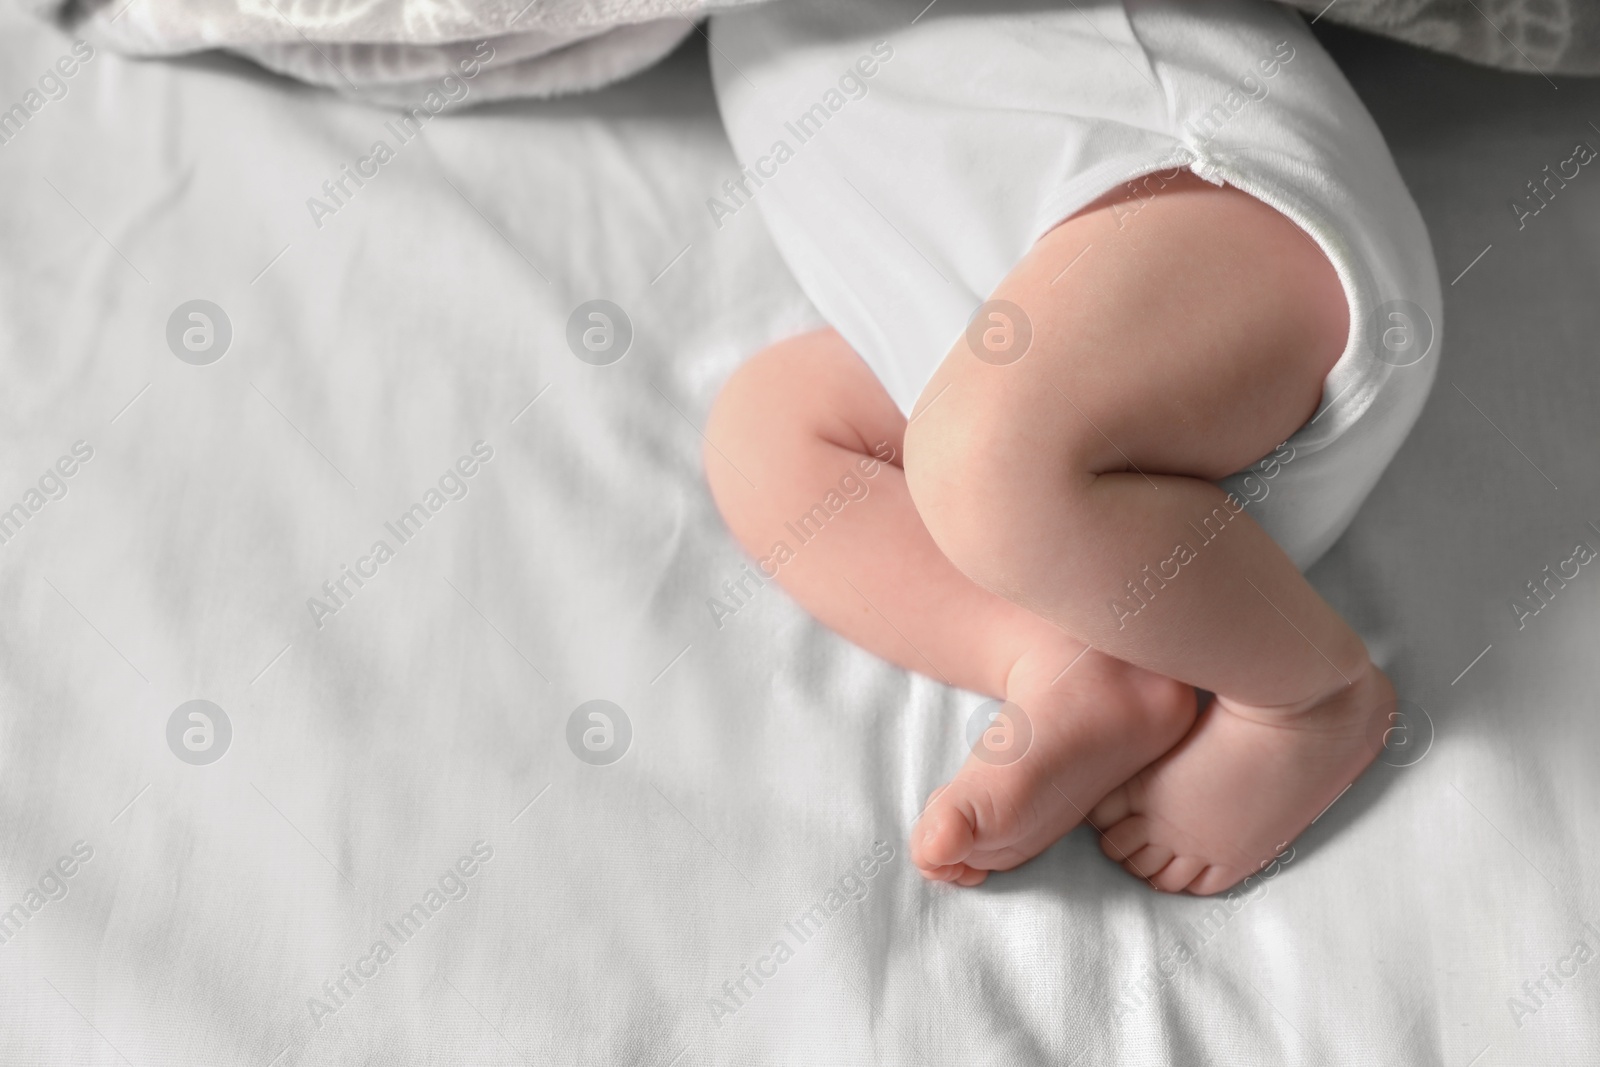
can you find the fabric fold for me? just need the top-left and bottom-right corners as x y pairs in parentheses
(19, 0), (1600, 103)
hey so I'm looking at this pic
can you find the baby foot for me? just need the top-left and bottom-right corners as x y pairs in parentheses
(1089, 662), (1394, 895)
(911, 642), (1197, 886)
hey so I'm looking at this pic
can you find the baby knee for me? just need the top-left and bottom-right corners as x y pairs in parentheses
(904, 389), (1088, 595)
(708, 343), (790, 434)
(705, 342), (818, 468)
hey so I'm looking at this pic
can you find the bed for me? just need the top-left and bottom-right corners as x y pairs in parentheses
(1, 5), (1597, 1063)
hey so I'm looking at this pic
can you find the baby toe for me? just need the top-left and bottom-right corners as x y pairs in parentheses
(1097, 813), (1154, 865)
(952, 864), (989, 887)
(1122, 843), (1174, 880)
(1186, 863), (1250, 897)
(1151, 854), (1207, 893)
(912, 792), (978, 871)
(917, 860), (983, 886)
(1088, 783), (1134, 830)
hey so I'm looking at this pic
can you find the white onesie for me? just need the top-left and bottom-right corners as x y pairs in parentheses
(708, 0), (1441, 570)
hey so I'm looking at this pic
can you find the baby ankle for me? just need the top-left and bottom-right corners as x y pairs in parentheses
(1004, 638), (1090, 698)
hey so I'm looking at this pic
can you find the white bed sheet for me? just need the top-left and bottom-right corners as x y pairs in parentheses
(1, 8), (1597, 1065)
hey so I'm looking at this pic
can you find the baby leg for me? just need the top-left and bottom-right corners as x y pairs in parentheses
(905, 173), (1392, 895)
(704, 328), (1195, 884)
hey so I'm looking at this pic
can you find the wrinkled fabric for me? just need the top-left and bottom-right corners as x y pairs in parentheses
(17, 0), (1600, 103)
(2, 7), (1599, 1064)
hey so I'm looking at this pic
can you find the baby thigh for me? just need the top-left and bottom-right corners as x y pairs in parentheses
(903, 173), (1364, 702)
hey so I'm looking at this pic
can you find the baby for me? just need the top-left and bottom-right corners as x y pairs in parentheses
(701, 0), (1439, 893)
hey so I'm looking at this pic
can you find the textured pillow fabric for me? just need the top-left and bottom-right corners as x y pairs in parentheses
(25, 0), (764, 103)
(20, 0), (1600, 102)
(1279, 0), (1594, 78)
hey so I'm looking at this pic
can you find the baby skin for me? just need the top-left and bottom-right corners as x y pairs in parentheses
(704, 172), (1394, 895)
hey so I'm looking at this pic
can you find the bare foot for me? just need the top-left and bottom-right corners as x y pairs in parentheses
(1089, 662), (1394, 895)
(911, 642), (1197, 886)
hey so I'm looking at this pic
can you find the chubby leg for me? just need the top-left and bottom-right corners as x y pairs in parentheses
(704, 329), (1195, 884)
(904, 172), (1391, 894)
